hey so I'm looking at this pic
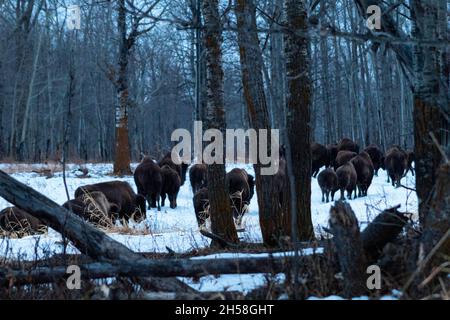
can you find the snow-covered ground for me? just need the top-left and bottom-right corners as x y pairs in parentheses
(0, 162), (417, 295)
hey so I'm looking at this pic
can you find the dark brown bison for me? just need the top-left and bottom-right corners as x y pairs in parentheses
(317, 168), (338, 203)
(405, 150), (415, 176)
(334, 150), (357, 170)
(312, 142), (330, 177)
(63, 191), (117, 227)
(351, 151), (374, 197)
(75, 181), (146, 222)
(159, 152), (189, 185)
(193, 187), (210, 227)
(161, 165), (181, 209)
(225, 168), (255, 221)
(384, 146), (408, 187)
(336, 162), (357, 200)
(189, 163), (208, 194)
(0, 207), (46, 237)
(327, 143), (339, 168)
(337, 138), (360, 153)
(134, 156), (162, 211)
(364, 144), (384, 176)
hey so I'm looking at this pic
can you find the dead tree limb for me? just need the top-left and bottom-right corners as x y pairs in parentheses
(0, 170), (192, 292)
(329, 201), (368, 297)
(0, 255), (310, 286)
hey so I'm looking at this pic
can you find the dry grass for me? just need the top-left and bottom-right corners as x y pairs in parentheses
(198, 190), (249, 232)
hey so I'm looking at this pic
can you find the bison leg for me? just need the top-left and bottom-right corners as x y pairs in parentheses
(340, 189), (345, 200)
(156, 192), (161, 211)
(161, 193), (166, 208)
(312, 168), (318, 178)
(331, 190), (336, 201)
(169, 193), (177, 209)
(325, 190), (330, 203)
(321, 190), (325, 203)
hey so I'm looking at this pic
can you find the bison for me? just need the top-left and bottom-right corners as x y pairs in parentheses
(0, 207), (46, 237)
(159, 152), (189, 185)
(317, 168), (338, 203)
(364, 144), (384, 176)
(63, 191), (116, 227)
(161, 165), (181, 209)
(337, 138), (360, 153)
(334, 150), (357, 170)
(351, 151), (374, 197)
(225, 168), (255, 222)
(193, 187), (210, 228)
(75, 181), (146, 222)
(336, 161), (357, 200)
(189, 163), (208, 194)
(192, 168), (255, 228)
(384, 146), (408, 187)
(327, 143), (339, 169)
(311, 142), (330, 178)
(134, 156), (162, 211)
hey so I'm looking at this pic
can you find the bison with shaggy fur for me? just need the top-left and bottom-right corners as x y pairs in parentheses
(351, 151), (374, 197)
(336, 162), (357, 200)
(334, 150), (357, 170)
(161, 165), (181, 209)
(63, 191), (117, 227)
(159, 152), (189, 185)
(75, 181), (146, 222)
(327, 143), (339, 168)
(337, 138), (360, 153)
(317, 168), (338, 203)
(311, 142), (330, 177)
(134, 156), (162, 212)
(225, 168), (255, 220)
(364, 144), (384, 176)
(384, 146), (408, 187)
(0, 207), (46, 237)
(193, 187), (210, 228)
(189, 163), (208, 194)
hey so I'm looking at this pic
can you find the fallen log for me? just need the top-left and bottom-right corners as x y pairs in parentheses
(329, 201), (367, 297)
(0, 170), (192, 293)
(0, 255), (310, 287)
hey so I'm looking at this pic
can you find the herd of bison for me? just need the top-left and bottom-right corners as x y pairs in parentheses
(0, 138), (415, 239)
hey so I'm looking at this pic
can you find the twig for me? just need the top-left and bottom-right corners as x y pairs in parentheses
(199, 229), (239, 249)
(400, 184), (417, 192)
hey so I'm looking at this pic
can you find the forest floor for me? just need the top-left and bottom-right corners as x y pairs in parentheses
(0, 162), (417, 297)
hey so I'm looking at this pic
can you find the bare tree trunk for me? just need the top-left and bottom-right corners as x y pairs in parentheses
(113, 0), (132, 175)
(411, 0), (449, 225)
(284, 0), (314, 241)
(202, 0), (239, 247)
(235, 0), (286, 246)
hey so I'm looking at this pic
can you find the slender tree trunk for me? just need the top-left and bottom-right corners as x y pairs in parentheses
(284, 0), (314, 241)
(235, 0), (287, 246)
(202, 0), (239, 247)
(113, 0), (132, 175)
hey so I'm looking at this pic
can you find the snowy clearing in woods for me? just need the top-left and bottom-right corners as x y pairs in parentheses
(0, 162), (417, 294)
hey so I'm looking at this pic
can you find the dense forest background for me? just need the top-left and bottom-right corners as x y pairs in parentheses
(0, 0), (419, 163)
